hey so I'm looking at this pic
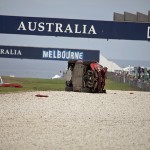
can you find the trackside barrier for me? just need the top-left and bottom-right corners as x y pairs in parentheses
(107, 72), (150, 92)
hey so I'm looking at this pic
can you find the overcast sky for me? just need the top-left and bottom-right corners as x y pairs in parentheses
(0, 0), (150, 61)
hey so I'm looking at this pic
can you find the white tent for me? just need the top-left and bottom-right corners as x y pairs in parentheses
(51, 75), (61, 79)
(100, 55), (122, 72)
(123, 66), (134, 72)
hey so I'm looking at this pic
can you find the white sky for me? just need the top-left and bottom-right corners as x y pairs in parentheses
(0, 0), (150, 61)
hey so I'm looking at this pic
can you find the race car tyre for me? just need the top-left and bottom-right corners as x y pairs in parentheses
(65, 86), (73, 91)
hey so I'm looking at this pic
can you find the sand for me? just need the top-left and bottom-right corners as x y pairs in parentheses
(0, 90), (150, 150)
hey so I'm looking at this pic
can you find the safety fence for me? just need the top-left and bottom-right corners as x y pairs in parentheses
(107, 72), (150, 92)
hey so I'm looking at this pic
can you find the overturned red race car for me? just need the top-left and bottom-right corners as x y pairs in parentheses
(65, 60), (107, 93)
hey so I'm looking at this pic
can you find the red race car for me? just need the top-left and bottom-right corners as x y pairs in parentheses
(65, 60), (107, 93)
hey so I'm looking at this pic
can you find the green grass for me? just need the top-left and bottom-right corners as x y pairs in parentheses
(0, 76), (138, 94)
(105, 79), (137, 91)
(0, 76), (65, 94)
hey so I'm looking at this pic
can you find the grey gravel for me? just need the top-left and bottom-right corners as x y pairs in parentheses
(0, 90), (150, 150)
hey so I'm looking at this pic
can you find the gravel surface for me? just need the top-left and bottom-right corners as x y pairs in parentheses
(0, 90), (150, 150)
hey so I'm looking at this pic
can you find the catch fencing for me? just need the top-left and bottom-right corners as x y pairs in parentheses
(107, 72), (150, 92)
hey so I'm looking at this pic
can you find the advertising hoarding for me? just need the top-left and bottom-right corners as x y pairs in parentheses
(0, 45), (100, 62)
(0, 15), (150, 41)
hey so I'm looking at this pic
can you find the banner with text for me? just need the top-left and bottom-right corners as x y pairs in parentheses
(0, 15), (150, 41)
(0, 45), (100, 61)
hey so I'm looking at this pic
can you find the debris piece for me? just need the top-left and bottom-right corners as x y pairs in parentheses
(0, 83), (22, 88)
(35, 94), (48, 97)
(130, 92), (134, 94)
